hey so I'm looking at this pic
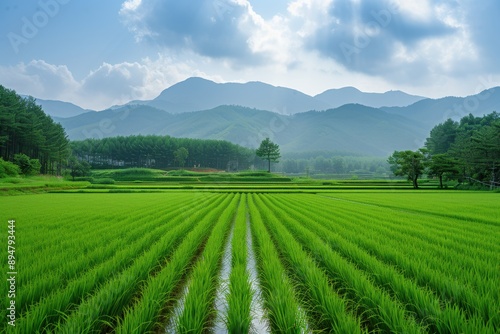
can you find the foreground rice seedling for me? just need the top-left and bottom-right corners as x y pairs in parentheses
(175, 194), (239, 332)
(254, 194), (364, 333)
(225, 194), (253, 333)
(247, 194), (306, 333)
(0, 190), (497, 333)
(115, 194), (233, 334)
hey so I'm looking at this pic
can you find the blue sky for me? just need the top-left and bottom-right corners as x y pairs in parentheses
(1, 0), (499, 110)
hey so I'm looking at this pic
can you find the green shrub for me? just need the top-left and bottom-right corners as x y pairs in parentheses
(13, 153), (40, 176)
(0, 158), (20, 178)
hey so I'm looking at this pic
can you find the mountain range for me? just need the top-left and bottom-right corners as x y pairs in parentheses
(40, 77), (500, 156)
(42, 77), (427, 117)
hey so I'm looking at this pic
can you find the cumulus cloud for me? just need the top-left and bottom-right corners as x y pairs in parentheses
(302, 0), (456, 72)
(0, 60), (80, 102)
(458, 0), (500, 72)
(120, 0), (270, 63)
(2, 0), (500, 110)
(0, 56), (212, 110)
(279, 0), (500, 90)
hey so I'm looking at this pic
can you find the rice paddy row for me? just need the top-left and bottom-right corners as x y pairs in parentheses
(0, 191), (498, 333)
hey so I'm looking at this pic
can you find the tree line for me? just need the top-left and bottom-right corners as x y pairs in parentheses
(70, 135), (255, 170)
(0, 86), (257, 176)
(388, 112), (500, 189)
(0, 85), (70, 175)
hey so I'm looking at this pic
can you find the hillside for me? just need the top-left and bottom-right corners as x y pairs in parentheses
(382, 87), (500, 129)
(137, 77), (331, 114)
(120, 77), (428, 115)
(279, 104), (427, 155)
(58, 104), (427, 156)
(27, 77), (429, 117)
(21, 96), (91, 118)
(56, 105), (171, 139)
(33, 81), (500, 157)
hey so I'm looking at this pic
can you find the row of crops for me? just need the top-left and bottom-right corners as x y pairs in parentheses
(1, 191), (498, 333)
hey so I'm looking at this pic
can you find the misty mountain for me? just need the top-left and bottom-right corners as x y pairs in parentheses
(382, 87), (500, 129)
(58, 104), (427, 156)
(48, 85), (500, 157)
(128, 77), (427, 114)
(22, 96), (92, 118)
(315, 87), (425, 109)
(55, 105), (170, 139)
(30, 77), (428, 117)
(134, 77), (331, 114)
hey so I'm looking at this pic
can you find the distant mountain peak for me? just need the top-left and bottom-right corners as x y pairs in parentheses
(315, 86), (426, 109)
(149, 77), (330, 114)
(20, 96), (92, 118)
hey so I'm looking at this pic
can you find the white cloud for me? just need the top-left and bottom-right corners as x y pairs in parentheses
(0, 60), (80, 102)
(121, 0), (142, 12)
(0, 56), (213, 110)
(120, 0), (261, 61)
(2, 0), (500, 112)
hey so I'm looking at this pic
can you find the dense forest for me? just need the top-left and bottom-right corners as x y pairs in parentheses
(70, 136), (255, 170)
(0, 86), (256, 174)
(426, 112), (499, 187)
(389, 112), (499, 188)
(0, 85), (69, 175)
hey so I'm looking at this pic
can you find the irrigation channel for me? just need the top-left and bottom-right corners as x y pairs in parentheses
(1, 191), (498, 333)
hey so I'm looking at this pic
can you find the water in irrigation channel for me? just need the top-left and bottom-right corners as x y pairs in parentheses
(212, 224), (235, 333)
(244, 215), (311, 334)
(246, 214), (270, 334)
(163, 274), (192, 333)
(213, 213), (270, 334)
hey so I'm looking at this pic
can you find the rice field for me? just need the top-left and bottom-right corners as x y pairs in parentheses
(1, 190), (499, 333)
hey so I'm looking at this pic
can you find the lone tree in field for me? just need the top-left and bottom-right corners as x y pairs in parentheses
(388, 149), (428, 189)
(256, 138), (281, 173)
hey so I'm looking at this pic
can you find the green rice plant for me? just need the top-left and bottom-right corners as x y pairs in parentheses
(255, 195), (424, 333)
(175, 194), (239, 332)
(2, 188), (498, 333)
(278, 193), (499, 331)
(298, 194), (499, 324)
(16, 197), (191, 315)
(17, 194), (194, 268)
(18, 219), (156, 317)
(253, 194), (365, 333)
(11, 193), (217, 333)
(268, 194), (493, 333)
(225, 194), (252, 333)
(320, 192), (500, 227)
(115, 194), (235, 334)
(247, 194), (305, 333)
(16, 193), (202, 316)
(294, 193), (499, 281)
(14, 230), (156, 333)
(325, 196), (500, 259)
(55, 194), (228, 333)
